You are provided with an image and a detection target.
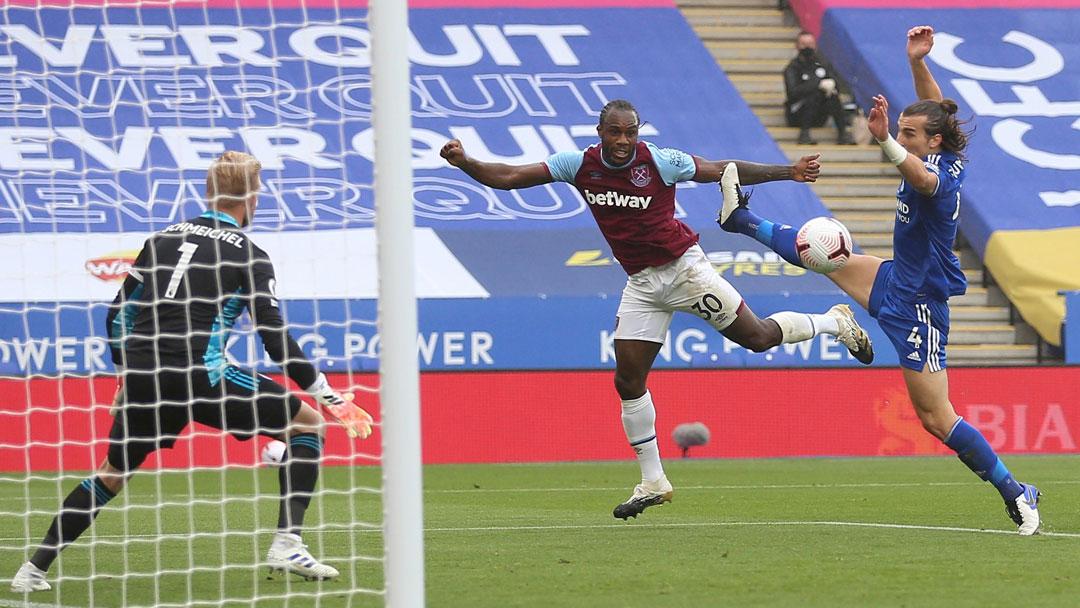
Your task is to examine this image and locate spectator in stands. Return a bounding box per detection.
[784,30,856,145]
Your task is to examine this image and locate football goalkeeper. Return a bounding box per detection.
[11,151,373,593]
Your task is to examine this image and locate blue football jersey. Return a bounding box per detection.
[891,151,968,301]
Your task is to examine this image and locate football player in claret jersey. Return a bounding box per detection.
[441,100,874,520]
[10,152,375,593]
[717,26,1040,534]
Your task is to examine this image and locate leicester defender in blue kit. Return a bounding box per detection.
[716,26,1040,534]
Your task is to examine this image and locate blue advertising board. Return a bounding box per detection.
[820,9,1080,254]
[819,10,1080,345]
[0,6,877,374]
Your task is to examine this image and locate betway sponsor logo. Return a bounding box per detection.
[584,189,652,210]
[85,250,139,282]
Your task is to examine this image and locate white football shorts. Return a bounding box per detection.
[614,244,744,343]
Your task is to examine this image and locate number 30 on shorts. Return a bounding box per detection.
[691,293,724,320]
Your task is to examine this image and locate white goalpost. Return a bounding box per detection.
[371,0,426,605]
[0,0,424,605]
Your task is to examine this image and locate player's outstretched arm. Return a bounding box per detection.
[104,243,149,369]
[306,375,373,439]
[249,252,373,439]
[907,25,943,102]
[104,276,139,368]
[440,139,553,190]
[693,155,820,185]
[868,94,939,195]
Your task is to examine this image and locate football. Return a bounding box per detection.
[261,440,287,466]
[795,217,853,273]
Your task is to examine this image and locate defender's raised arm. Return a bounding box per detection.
[907,25,943,102]
[868,94,939,195]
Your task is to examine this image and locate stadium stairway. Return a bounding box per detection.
[677,0,1044,365]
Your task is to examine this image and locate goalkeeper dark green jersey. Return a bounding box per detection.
[105,210,317,389]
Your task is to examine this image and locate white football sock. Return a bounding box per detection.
[767,311,838,343]
[621,390,665,482]
[272,531,302,548]
[812,313,840,336]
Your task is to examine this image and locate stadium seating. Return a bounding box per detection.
[0,1,893,374]
[682,0,1079,364]
[789,0,1080,352]
[1,0,1076,473]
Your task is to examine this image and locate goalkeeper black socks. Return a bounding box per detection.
[30,476,116,572]
[278,433,323,536]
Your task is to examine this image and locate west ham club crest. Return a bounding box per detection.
[630,164,651,187]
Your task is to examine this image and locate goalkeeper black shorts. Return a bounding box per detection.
[107,364,302,472]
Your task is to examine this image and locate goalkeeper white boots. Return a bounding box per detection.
[266,532,340,581]
[10,561,50,593]
[613,475,674,520]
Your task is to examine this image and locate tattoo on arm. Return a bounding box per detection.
[734,161,794,185]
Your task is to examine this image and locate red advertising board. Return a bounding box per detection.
[0,367,1077,472]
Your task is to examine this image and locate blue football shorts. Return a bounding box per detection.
[868,261,950,372]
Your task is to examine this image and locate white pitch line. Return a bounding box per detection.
[2,479,1080,503]
[0,599,84,608]
[417,520,1080,538]
[0,520,1076,544]
[425,479,1080,493]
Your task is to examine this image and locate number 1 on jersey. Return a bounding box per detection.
[165,242,200,299]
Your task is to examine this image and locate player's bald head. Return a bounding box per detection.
[207,151,261,209]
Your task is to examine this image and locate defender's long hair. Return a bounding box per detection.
[901,98,973,160]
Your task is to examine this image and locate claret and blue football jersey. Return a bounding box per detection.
[544,141,699,275]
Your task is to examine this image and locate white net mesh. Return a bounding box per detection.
[0,2,390,605]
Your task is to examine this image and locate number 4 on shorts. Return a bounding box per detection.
[906,326,923,350]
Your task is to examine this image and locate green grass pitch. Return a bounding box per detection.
[3,455,1079,607]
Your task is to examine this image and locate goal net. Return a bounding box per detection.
[0,0,421,605]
